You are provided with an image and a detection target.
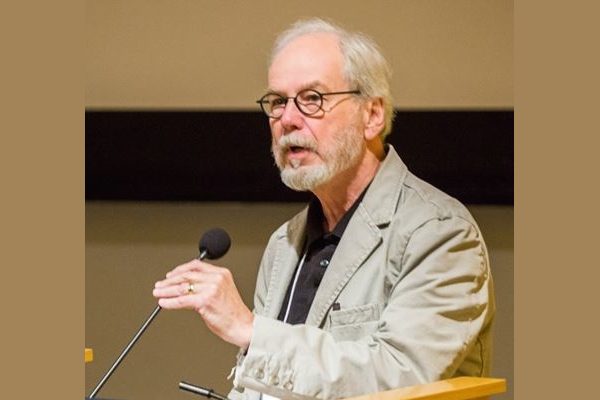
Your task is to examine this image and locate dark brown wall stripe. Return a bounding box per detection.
[85,110,513,204]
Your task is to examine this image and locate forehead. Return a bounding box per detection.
[268,32,346,92]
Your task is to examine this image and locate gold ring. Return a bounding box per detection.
[187,282,195,294]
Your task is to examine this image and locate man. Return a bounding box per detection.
[153,18,495,400]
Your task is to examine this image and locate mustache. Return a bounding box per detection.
[273,132,318,152]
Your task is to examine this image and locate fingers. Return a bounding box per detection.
[153,259,231,302]
[157,284,211,310]
[153,280,192,298]
[156,280,224,311]
[155,271,202,290]
[164,259,198,278]
[155,260,222,288]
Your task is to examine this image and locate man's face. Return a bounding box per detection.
[268,33,366,191]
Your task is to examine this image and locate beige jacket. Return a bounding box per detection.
[230,146,495,400]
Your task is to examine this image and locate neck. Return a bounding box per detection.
[313,141,385,231]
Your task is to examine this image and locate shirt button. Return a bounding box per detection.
[254,369,264,379]
[319,259,329,267]
[272,376,280,386]
[284,381,293,390]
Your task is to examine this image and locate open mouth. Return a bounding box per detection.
[289,146,306,153]
[287,145,315,159]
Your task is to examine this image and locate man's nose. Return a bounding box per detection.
[279,99,304,132]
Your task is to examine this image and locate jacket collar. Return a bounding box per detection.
[361,144,408,227]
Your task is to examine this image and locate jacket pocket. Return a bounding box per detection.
[329,303,382,341]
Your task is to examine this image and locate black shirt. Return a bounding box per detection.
[277,192,367,324]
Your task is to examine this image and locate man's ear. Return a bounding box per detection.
[363,97,385,141]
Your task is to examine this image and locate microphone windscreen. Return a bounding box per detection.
[199,228,231,259]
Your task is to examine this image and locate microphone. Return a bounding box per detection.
[198,227,231,260]
[179,380,230,400]
[87,228,232,399]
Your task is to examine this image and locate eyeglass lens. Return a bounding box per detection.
[262,89,322,117]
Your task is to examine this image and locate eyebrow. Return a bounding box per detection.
[266,80,328,95]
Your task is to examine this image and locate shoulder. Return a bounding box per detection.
[363,145,478,231]
[400,171,478,227]
[260,205,309,264]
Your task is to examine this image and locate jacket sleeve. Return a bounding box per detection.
[232,216,494,400]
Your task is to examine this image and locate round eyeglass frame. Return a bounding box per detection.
[256,88,361,119]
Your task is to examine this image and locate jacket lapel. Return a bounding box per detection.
[305,205,382,327]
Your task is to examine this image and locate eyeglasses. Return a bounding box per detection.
[256,88,361,119]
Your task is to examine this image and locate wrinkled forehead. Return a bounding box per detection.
[267,33,346,93]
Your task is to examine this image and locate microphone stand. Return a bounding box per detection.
[179,381,230,400]
[88,249,209,398]
[88,305,162,398]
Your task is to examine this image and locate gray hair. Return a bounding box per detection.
[270,18,395,140]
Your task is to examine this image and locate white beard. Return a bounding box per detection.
[271,124,364,192]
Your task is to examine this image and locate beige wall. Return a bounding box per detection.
[85,202,513,400]
[86,0,513,109]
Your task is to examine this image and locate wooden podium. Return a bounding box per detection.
[346,377,506,400]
